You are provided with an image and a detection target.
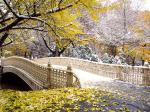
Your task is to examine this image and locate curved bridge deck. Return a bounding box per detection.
[0,56,150,90]
[34,57,150,86]
[36,64,114,88]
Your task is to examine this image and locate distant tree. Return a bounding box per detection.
[95,0,141,54]
[78,0,149,65]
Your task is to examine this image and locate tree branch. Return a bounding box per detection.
[47,0,80,14]
[0,32,9,47]
[0,37,14,47]
[3,0,19,18]
[58,0,63,8]
[0,18,22,33]
[0,0,80,35]
[12,26,48,32]
[41,36,54,53]
[59,39,73,54]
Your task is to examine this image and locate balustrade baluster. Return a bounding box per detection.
[142,64,150,85]
[116,66,123,81]
[46,62,52,89]
[66,65,73,87]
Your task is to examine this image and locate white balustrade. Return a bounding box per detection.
[2,56,81,89]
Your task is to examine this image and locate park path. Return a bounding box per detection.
[52,65,114,87]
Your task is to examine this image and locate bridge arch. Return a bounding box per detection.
[1,72,32,91]
[1,56,81,90]
[2,66,43,90]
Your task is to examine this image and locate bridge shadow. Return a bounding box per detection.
[0,72,32,91]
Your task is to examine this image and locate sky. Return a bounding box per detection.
[98,0,150,11]
[141,0,150,10]
[129,0,150,10]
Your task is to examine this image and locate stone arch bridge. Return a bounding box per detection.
[0,56,150,90]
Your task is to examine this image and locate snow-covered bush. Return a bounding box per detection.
[101,53,127,65]
[72,45,100,62]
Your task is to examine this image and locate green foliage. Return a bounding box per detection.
[0,88,137,112]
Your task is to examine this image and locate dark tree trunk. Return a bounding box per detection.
[29,52,33,59]
[126,55,130,65]
[0,32,9,47]
[0,47,3,57]
[51,49,61,57]
[24,51,27,58]
[108,45,117,57]
[132,57,135,66]
[142,59,145,66]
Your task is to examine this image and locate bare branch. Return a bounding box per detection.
[3,0,19,18]
[41,36,54,53]
[0,37,14,47]
[0,18,22,33]
[0,32,9,47]
[58,0,63,8]
[47,0,80,14]
[12,26,48,32]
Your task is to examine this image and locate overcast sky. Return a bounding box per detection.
[141,0,150,10]
[129,0,150,10]
[99,0,150,11]
[132,0,150,10]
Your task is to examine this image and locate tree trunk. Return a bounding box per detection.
[51,50,61,57]
[24,51,27,58]
[132,57,135,66]
[142,59,145,66]
[108,45,117,57]
[0,48,3,57]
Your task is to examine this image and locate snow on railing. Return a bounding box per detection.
[1,56,81,90]
[37,57,150,86]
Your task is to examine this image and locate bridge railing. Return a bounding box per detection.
[2,56,81,89]
[47,63,80,89]
[3,57,47,87]
[36,57,150,86]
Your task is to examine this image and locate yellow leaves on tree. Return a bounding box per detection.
[1,0,118,55]
[139,11,150,23]
[135,11,150,34]
[124,44,150,62]
[3,37,28,56]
